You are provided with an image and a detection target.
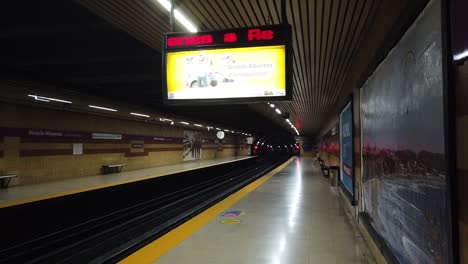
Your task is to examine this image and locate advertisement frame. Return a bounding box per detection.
[357,0,456,262]
[339,96,355,205]
[161,24,293,105]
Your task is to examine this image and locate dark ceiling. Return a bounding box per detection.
[1,0,428,139]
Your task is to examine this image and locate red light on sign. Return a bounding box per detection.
[167,34,214,47]
[224,33,237,43]
[248,29,274,41]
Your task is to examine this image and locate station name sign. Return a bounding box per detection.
[162,24,292,104]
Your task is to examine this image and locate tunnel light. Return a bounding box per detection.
[216,128,221,130]
[454,49,468,61]
[194,124,203,127]
[171,121,174,125]
[224,129,230,132]
[286,119,290,123]
[179,121,190,125]
[275,108,282,114]
[88,105,117,112]
[270,104,275,108]
[154,0,197,32]
[130,112,150,118]
[28,94,72,104]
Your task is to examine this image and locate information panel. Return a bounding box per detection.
[162,25,292,104]
[339,101,354,200]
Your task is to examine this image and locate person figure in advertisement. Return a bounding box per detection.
[195,51,211,87]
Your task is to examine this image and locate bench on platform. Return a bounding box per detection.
[0,174,17,188]
[101,164,126,175]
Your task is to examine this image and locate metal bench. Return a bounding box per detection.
[101,164,126,174]
[0,174,17,188]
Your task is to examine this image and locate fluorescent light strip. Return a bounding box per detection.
[89,105,117,112]
[194,124,203,127]
[34,98,50,102]
[270,104,275,108]
[179,121,189,125]
[275,108,282,114]
[155,0,197,32]
[130,112,150,118]
[454,49,468,61]
[28,94,72,104]
[216,128,221,130]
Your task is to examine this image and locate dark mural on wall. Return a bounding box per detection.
[360,0,449,263]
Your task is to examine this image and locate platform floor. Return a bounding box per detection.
[0,156,254,208]
[147,157,375,264]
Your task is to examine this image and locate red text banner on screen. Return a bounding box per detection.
[162,24,293,105]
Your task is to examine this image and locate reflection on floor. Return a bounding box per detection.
[154,157,375,264]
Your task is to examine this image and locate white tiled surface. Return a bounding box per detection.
[0,156,254,205]
[154,157,375,264]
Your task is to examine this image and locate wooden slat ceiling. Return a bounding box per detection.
[76,0,379,137]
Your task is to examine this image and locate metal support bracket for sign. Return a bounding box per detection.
[281,0,288,25]
[169,0,182,32]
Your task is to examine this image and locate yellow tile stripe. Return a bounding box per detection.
[119,157,294,264]
[0,156,256,209]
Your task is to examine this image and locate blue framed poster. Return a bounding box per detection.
[339,101,354,201]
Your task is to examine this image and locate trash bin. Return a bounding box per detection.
[329,166,339,186]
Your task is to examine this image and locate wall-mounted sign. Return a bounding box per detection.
[72,143,83,155]
[162,25,292,104]
[183,130,202,161]
[91,133,122,140]
[339,101,354,201]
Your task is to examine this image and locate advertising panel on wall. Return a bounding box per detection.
[360,0,450,263]
[183,130,202,161]
[339,101,354,202]
[162,25,292,104]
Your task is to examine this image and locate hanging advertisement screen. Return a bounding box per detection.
[162,25,292,104]
[166,45,286,100]
[339,101,354,201]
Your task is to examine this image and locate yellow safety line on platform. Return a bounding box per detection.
[0,156,256,209]
[119,157,295,264]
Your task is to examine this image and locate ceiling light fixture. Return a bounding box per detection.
[179,121,190,125]
[89,105,117,112]
[270,104,275,108]
[275,108,282,114]
[28,94,72,104]
[155,0,197,32]
[194,124,203,127]
[454,49,468,61]
[130,112,150,118]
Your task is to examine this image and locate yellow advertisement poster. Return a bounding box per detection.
[166,45,286,100]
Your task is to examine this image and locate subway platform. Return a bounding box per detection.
[122,157,375,264]
[0,156,254,208]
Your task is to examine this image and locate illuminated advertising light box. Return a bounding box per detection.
[162,25,292,104]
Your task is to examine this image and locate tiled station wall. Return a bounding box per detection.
[0,103,249,186]
[319,124,340,168]
[454,62,468,263]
